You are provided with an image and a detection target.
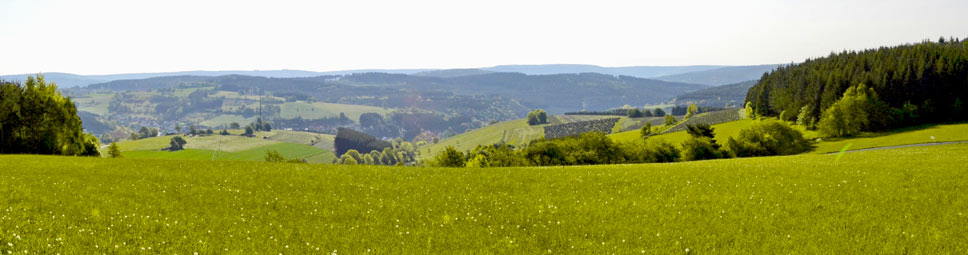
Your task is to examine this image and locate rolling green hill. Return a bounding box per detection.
[2,143,966,253]
[610,119,756,147]
[425,115,620,156]
[116,130,336,163]
[425,119,548,157]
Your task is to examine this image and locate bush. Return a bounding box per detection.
[169,136,187,151]
[627,108,644,118]
[639,122,652,139]
[664,115,677,126]
[621,139,680,163]
[726,120,811,157]
[684,104,699,119]
[264,150,285,162]
[817,83,891,137]
[432,146,465,167]
[108,142,122,158]
[681,137,725,161]
[527,109,549,125]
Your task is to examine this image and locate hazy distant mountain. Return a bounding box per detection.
[652,64,782,86]
[670,80,758,108]
[86,72,707,114]
[481,64,725,78]
[1,64,778,88]
[1,69,431,88]
[412,69,495,78]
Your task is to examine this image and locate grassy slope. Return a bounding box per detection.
[811,123,968,153]
[117,130,336,163]
[279,101,390,122]
[123,143,336,163]
[2,144,967,253]
[610,119,755,147]
[425,119,547,156]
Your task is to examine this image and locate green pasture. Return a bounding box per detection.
[1,144,966,253]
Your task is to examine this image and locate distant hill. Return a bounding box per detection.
[482,64,724,78]
[412,69,495,78]
[88,72,706,114]
[2,64,784,88]
[653,64,781,86]
[0,69,431,88]
[670,80,758,108]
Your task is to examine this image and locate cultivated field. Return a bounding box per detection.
[1,144,967,253]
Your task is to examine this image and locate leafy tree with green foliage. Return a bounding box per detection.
[726,120,811,157]
[433,146,465,167]
[627,108,644,118]
[686,123,716,142]
[340,154,358,165]
[244,126,254,137]
[685,103,699,119]
[640,122,652,139]
[681,137,724,161]
[744,102,755,119]
[653,108,666,117]
[817,83,891,137]
[264,150,285,162]
[681,123,724,161]
[230,122,241,129]
[796,105,817,130]
[527,109,549,125]
[664,114,677,126]
[168,136,187,151]
[108,142,122,158]
[747,39,968,129]
[0,76,99,156]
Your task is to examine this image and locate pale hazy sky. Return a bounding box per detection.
[1,0,966,75]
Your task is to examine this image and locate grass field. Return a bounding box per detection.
[279,101,391,122]
[2,144,966,253]
[811,122,968,153]
[123,143,336,163]
[116,130,336,163]
[610,119,755,147]
[426,119,547,157]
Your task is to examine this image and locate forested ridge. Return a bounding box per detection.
[747,38,968,129]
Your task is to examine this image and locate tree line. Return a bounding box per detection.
[430,120,811,167]
[0,76,99,156]
[747,38,968,136]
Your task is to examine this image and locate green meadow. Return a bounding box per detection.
[116,130,336,163]
[1,144,966,253]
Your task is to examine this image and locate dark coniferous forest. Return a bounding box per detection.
[748,39,968,129]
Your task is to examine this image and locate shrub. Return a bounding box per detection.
[817,83,891,137]
[664,115,677,126]
[644,139,681,163]
[685,104,699,119]
[639,122,652,139]
[264,150,285,162]
[681,137,725,161]
[627,108,644,118]
[527,109,549,125]
[726,120,811,157]
[433,146,465,167]
[168,136,187,151]
[108,142,122,158]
